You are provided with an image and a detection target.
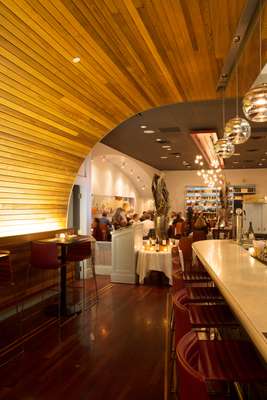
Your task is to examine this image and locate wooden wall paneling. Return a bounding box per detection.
[0,229,75,311]
[0,0,264,238]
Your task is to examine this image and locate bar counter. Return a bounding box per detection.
[192,240,267,363]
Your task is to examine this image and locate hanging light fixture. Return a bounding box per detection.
[214,89,235,158]
[224,65,251,143]
[243,0,267,122]
[243,83,267,122]
[214,138,235,158]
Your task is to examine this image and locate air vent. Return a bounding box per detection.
[155,139,169,144]
[159,127,180,133]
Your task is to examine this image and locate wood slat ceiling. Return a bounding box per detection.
[0,0,265,236]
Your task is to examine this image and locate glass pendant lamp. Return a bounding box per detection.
[225,65,251,144]
[243,83,267,122]
[243,1,267,122]
[214,89,235,159]
[214,138,235,159]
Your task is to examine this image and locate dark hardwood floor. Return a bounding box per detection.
[0,278,168,400]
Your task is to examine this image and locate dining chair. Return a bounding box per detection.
[29,241,61,320]
[66,240,98,311]
[0,251,24,366]
[176,330,267,399]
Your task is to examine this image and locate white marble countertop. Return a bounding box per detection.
[192,240,267,363]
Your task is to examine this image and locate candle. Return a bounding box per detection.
[162,239,166,246]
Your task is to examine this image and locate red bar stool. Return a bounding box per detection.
[66,240,98,311]
[29,241,62,318]
[176,330,267,400]
[0,250,24,366]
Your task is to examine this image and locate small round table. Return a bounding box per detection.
[136,248,173,285]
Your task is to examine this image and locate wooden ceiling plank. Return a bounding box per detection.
[53,0,153,108]
[122,0,182,101]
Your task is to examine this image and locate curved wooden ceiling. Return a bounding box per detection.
[0,0,265,236]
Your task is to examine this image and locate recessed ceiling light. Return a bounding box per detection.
[162,145,171,149]
[233,161,239,164]
[130,169,134,175]
[160,156,168,159]
[144,130,155,134]
[233,153,240,156]
[72,56,81,63]
[262,158,266,161]
[140,125,147,129]
[166,148,172,151]
[186,165,191,168]
[141,185,146,190]
[182,161,188,165]
[258,163,263,166]
[175,155,181,158]
[156,138,162,142]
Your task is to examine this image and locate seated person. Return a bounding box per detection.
[112,207,128,230]
[142,215,155,238]
[193,213,208,234]
[92,217,103,241]
[99,211,112,229]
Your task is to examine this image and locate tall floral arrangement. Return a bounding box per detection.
[151,174,170,239]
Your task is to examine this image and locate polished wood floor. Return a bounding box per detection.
[0,277,168,400]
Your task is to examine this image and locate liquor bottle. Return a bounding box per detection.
[155,237,160,252]
[247,221,255,241]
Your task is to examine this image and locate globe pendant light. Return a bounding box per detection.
[224,116,251,144]
[224,64,251,144]
[243,83,267,122]
[214,138,235,159]
[243,1,267,122]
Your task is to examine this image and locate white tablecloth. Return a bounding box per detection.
[136,249,173,285]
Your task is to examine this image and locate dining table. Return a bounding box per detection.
[38,235,95,316]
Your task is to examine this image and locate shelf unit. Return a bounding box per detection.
[227,184,256,212]
[185,184,256,218]
[185,186,220,218]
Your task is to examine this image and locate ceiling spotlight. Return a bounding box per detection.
[144,130,155,134]
[258,163,263,166]
[156,138,163,142]
[140,125,147,129]
[262,158,266,161]
[175,155,181,158]
[199,161,204,166]
[137,176,141,181]
[166,148,172,151]
[141,185,146,190]
[72,56,81,63]
[162,145,171,149]
[130,169,134,174]
[160,156,168,159]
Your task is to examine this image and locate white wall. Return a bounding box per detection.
[165,169,267,213]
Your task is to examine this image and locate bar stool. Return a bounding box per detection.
[176,330,267,400]
[169,287,238,390]
[66,240,98,311]
[0,251,24,366]
[29,241,61,319]
[192,230,207,242]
